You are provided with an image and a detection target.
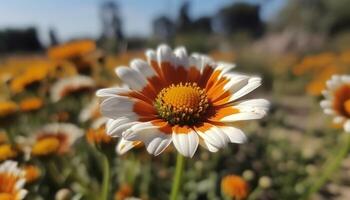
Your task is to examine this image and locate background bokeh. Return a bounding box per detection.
[1,0,350,199]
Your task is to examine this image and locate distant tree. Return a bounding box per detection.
[0,27,42,53]
[213,2,264,37]
[153,16,175,42]
[192,16,212,33]
[176,1,192,33]
[100,1,124,41]
[49,27,59,46]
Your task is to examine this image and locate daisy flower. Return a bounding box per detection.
[97,44,269,157]
[321,74,350,132]
[0,160,27,200]
[50,75,96,102]
[31,123,83,156]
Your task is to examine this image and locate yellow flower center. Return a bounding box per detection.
[0,144,17,162]
[32,137,60,156]
[0,193,13,200]
[155,82,209,125]
[345,99,350,115]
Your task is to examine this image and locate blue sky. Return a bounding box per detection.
[0,0,286,45]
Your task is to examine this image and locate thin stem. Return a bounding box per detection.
[170,153,185,200]
[305,133,350,199]
[101,153,110,200]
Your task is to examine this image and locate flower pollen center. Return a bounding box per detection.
[155,82,209,125]
[345,99,350,115]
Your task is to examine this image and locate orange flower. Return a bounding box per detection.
[23,165,41,183]
[19,97,43,112]
[47,40,96,60]
[86,118,113,145]
[114,184,133,200]
[221,175,249,200]
[0,161,27,200]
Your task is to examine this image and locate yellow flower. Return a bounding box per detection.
[31,123,83,156]
[47,40,96,60]
[221,175,249,200]
[0,101,18,117]
[0,161,27,200]
[10,64,50,94]
[19,97,43,112]
[31,137,61,156]
[0,144,18,162]
[23,165,41,183]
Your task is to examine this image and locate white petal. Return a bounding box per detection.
[106,118,137,137]
[157,44,175,66]
[100,96,137,119]
[229,76,262,102]
[220,126,247,143]
[199,139,219,152]
[116,138,140,155]
[123,122,172,156]
[220,99,269,122]
[172,129,199,157]
[96,87,129,99]
[174,46,189,67]
[344,120,350,133]
[196,125,229,149]
[320,100,332,109]
[130,59,156,79]
[115,67,148,91]
[215,62,236,78]
[333,116,345,124]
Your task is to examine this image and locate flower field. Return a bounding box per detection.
[1,1,350,200]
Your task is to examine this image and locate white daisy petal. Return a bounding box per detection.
[106,118,138,137]
[344,120,350,133]
[115,66,148,91]
[220,126,247,143]
[130,59,156,79]
[220,99,269,122]
[96,87,129,99]
[174,46,189,67]
[100,96,137,119]
[116,138,141,155]
[229,76,262,102]
[157,44,175,65]
[198,138,219,152]
[196,125,229,149]
[172,128,199,157]
[123,122,172,156]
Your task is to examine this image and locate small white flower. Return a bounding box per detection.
[97,44,269,157]
[321,74,350,133]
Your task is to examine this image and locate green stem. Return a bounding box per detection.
[170,153,185,200]
[101,153,110,200]
[305,133,350,199]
